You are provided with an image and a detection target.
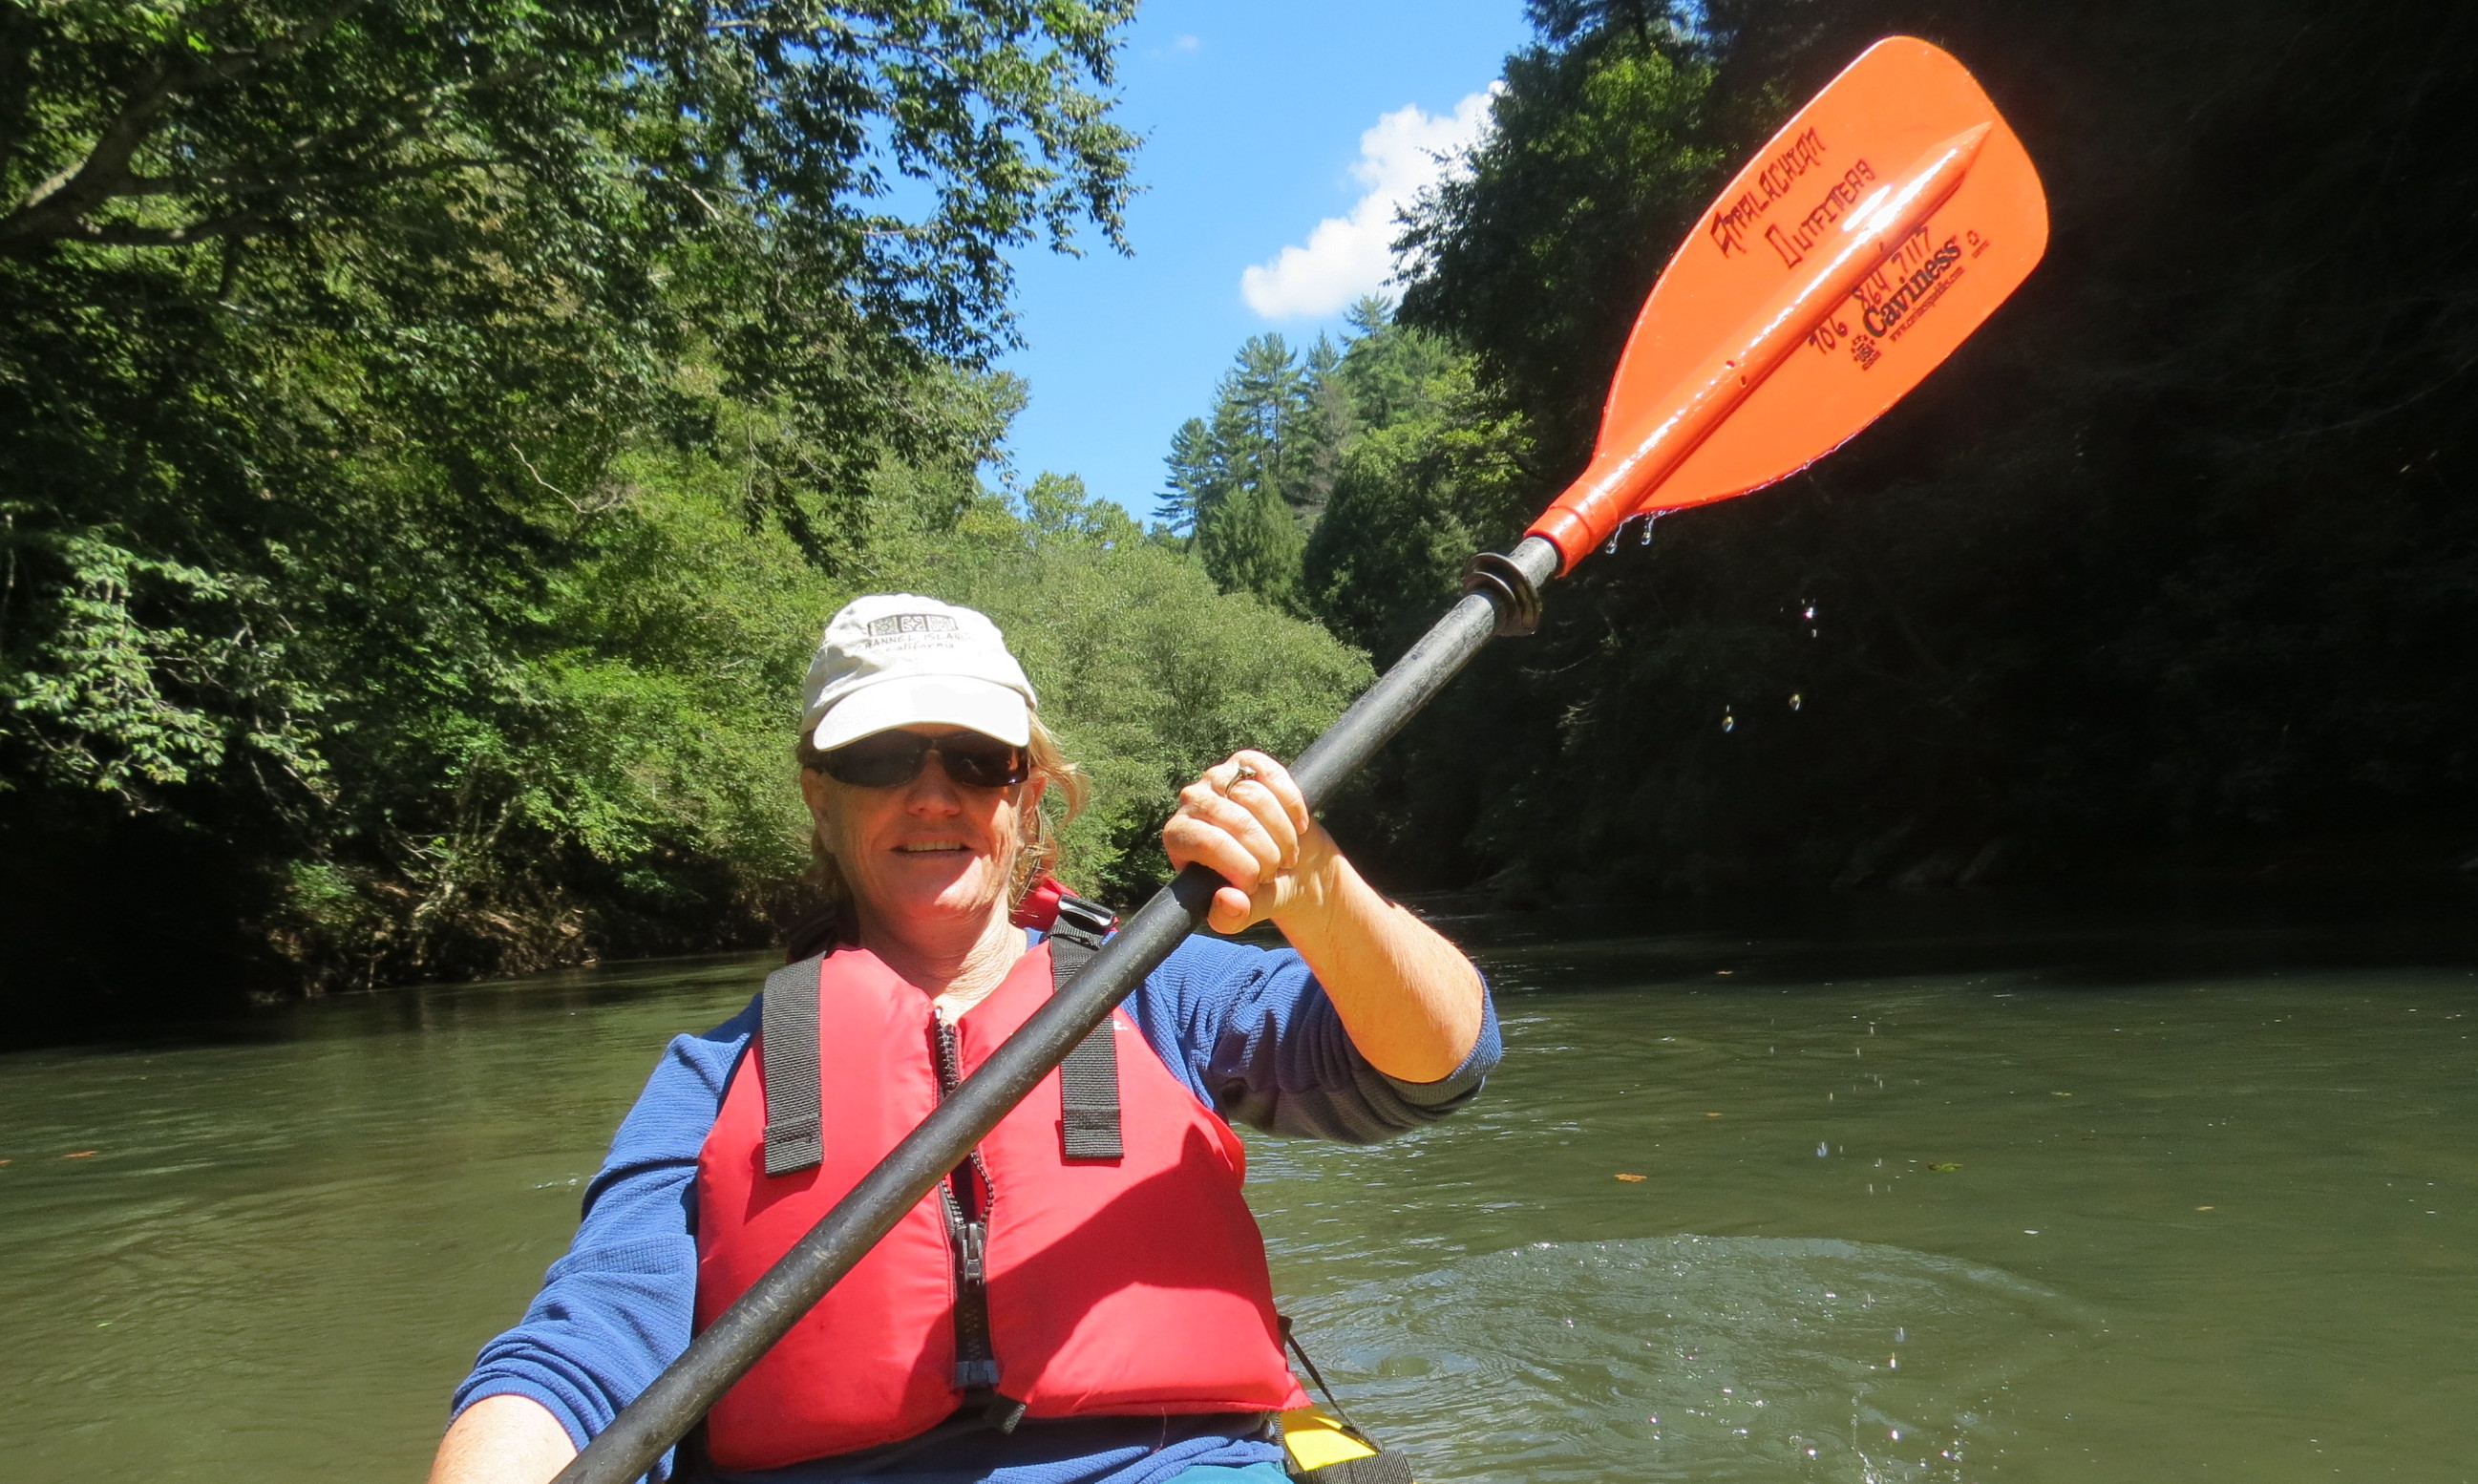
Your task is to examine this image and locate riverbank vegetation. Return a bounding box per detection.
[0,2,1364,1029]
[8,0,2476,1030]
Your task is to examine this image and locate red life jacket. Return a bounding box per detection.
[693,936,1307,1471]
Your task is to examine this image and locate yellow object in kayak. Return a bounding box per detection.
[1277,1316,1412,1480]
[1280,1406,1412,1481]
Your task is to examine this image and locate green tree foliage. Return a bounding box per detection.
[1331,296,1460,431]
[1199,483,1308,614]
[1301,307,1531,662]
[1350,0,2478,896]
[1155,416,1223,538]
[1524,0,1681,48]
[1212,335,1315,506]
[1155,331,1324,556]
[1296,333,1355,508]
[0,1,1141,1027]
[1396,23,1722,461]
[1163,301,1499,625]
[1157,329,1354,607]
[1303,385,1532,664]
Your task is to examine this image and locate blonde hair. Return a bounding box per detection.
[794,713,1089,939]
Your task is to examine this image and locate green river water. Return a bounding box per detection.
[4,895,2475,1482]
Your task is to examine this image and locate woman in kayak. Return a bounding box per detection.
[430,593,1495,1484]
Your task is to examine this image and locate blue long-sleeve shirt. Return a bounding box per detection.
[455,933,1499,1483]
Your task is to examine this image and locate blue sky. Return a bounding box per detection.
[989,0,1535,521]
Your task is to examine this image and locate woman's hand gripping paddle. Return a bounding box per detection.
[550,37,2045,1484]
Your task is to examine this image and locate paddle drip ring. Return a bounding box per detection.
[1461,550,1543,638]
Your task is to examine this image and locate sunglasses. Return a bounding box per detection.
[819,731,1030,790]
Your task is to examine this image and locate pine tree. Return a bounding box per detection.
[1157,302,1483,613]
[1332,298,1463,431]
[1155,417,1225,536]
[1155,335,1317,606]
[1199,483,1306,613]
[1294,333,1359,523]
[1212,334,1312,499]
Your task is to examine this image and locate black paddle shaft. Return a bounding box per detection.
[551,535,1561,1484]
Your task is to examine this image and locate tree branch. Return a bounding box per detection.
[42,208,280,248]
[126,151,496,203]
[0,11,44,189]
[0,11,652,254]
[0,0,368,246]
[4,147,500,255]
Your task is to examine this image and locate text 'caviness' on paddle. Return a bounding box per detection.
[551,35,2048,1484]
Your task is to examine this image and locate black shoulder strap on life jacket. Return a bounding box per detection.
[759,894,1123,1177]
[761,954,828,1177]
[1047,893,1122,1161]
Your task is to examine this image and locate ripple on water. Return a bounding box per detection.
[1285,1235,2102,1484]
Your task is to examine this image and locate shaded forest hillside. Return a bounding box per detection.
[1302,0,2478,898]
[0,3,1362,1035]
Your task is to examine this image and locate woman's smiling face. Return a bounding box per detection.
[801,725,1044,938]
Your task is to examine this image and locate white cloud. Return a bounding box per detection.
[1240,86,1499,320]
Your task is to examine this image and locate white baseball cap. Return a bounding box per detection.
[799,594,1037,752]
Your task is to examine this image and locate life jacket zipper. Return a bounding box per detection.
[935,1018,1001,1390]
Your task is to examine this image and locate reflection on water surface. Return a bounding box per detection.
[2,895,2473,1481]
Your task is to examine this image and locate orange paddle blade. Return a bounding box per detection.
[1527,37,2048,573]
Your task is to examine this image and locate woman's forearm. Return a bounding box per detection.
[429,1393,576,1484]
[1162,751,1486,1084]
[1271,828,1486,1084]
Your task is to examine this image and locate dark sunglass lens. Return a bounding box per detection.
[824,732,930,788]
[941,739,1028,788]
